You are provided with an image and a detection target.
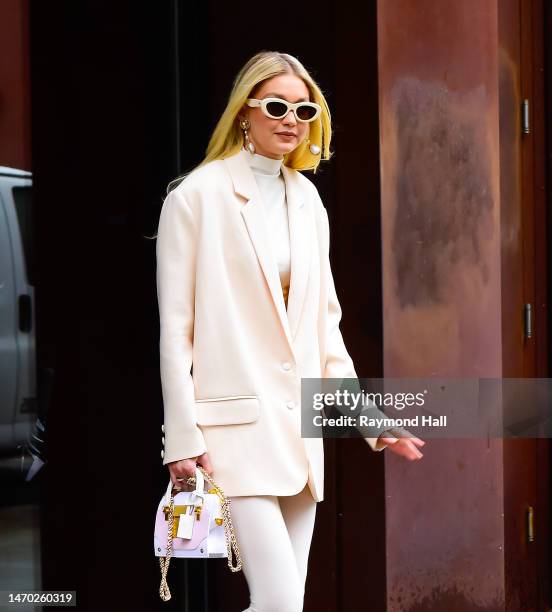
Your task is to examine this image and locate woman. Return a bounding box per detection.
[156,51,425,612]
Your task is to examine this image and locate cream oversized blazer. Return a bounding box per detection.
[156,147,387,503]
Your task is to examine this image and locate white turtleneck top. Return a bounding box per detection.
[241,148,291,309]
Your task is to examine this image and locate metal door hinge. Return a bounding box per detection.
[527,505,535,542]
[524,303,532,339]
[522,99,531,134]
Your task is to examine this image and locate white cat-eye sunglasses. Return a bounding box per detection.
[245,97,322,123]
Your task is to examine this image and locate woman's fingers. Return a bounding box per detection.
[392,429,426,456]
[167,455,215,490]
[386,438,424,460]
[196,452,214,476]
[168,457,200,487]
[404,440,424,459]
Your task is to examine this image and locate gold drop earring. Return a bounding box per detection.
[239,118,256,155]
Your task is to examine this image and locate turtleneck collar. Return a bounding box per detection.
[241,147,283,177]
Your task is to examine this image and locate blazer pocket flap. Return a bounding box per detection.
[195,396,260,426]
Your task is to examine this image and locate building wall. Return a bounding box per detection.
[377,1,505,610]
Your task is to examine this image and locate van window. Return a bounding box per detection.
[12,186,35,286]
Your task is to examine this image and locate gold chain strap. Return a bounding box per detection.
[198,466,243,573]
[158,466,242,602]
[159,495,174,602]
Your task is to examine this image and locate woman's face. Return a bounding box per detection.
[239,74,311,160]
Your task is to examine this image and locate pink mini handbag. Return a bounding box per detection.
[154,465,242,602]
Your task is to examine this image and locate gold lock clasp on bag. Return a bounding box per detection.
[162,504,201,537]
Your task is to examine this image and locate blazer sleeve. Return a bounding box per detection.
[156,187,208,465]
[319,203,392,452]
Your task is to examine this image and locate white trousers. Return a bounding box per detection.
[228,483,318,612]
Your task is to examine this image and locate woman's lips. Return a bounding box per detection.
[276,133,296,139]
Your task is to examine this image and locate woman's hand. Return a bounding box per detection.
[379,430,425,460]
[167,452,214,487]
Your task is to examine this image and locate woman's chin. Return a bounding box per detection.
[273,142,296,155]
[259,144,294,158]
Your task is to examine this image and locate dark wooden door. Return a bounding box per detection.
[499,0,550,610]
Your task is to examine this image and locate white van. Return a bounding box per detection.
[0,166,36,456]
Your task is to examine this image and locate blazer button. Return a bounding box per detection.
[161,436,165,445]
[282,362,292,371]
[286,401,296,410]
[161,449,165,459]
[161,424,165,433]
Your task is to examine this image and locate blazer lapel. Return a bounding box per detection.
[223,149,311,357]
[282,163,311,342]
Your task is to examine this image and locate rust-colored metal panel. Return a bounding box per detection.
[0,0,31,170]
[377,1,505,610]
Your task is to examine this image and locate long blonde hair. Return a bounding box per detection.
[168,50,333,192]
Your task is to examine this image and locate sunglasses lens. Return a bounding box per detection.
[296,105,317,121]
[265,101,288,118]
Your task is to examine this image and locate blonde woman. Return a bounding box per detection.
[156,50,425,611]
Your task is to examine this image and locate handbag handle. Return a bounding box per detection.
[163,465,205,506]
[158,465,242,602]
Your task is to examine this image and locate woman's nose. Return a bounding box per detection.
[283,110,297,125]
